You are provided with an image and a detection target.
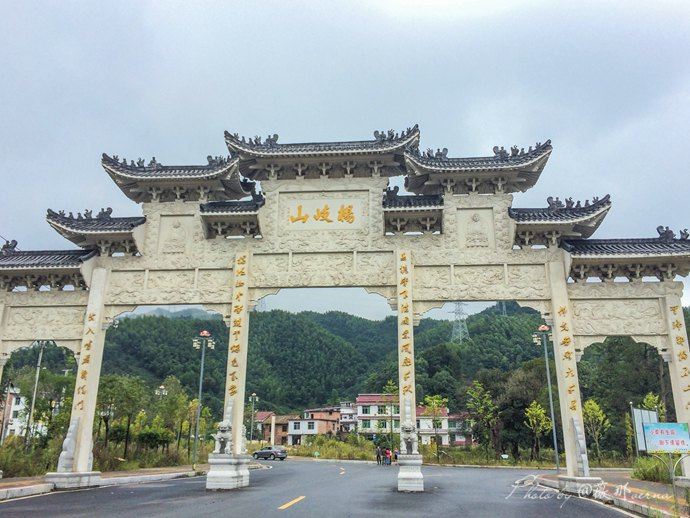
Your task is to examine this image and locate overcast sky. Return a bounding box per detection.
[1,1,689,319]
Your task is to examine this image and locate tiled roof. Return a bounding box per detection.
[0,249,96,269]
[101,154,239,180]
[382,189,443,209]
[273,415,300,425]
[224,125,420,158]
[255,411,275,423]
[46,210,146,233]
[405,140,552,172]
[562,237,690,256]
[355,394,397,404]
[200,196,265,214]
[509,195,611,222]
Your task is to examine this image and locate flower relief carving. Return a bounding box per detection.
[571,299,664,336]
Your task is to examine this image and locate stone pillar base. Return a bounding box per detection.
[558,475,603,495]
[205,453,251,490]
[397,454,424,492]
[45,471,101,489]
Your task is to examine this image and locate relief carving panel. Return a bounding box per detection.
[290,252,354,287]
[356,252,395,286]
[507,264,548,299]
[4,306,84,342]
[456,209,495,249]
[571,299,665,336]
[252,254,290,287]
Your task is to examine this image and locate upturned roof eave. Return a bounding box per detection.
[403,147,552,174]
[224,129,420,159]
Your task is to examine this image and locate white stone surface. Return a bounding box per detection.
[397,454,424,492]
[206,454,251,490]
[45,471,101,489]
[557,475,603,495]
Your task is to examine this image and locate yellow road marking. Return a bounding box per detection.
[278,495,306,510]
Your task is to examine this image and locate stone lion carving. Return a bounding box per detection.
[212,418,233,455]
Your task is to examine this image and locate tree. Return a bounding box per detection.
[624,413,634,460]
[523,401,551,461]
[382,379,398,451]
[466,381,498,461]
[423,394,448,464]
[582,399,610,463]
[641,392,666,422]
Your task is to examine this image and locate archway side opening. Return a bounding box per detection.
[95,304,227,472]
[578,337,673,469]
[0,339,77,477]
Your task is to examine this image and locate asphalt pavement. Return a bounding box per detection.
[0,459,626,517]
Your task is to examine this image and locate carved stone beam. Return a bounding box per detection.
[342,161,356,178]
[266,164,282,180]
[571,264,589,282]
[544,230,562,247]
[465,177,480,194]
[211,221,227,237]
[390,217,407,233]
[626,263,644,282]
[293,163,308,178]
[659,263,678,281]
[172,186,186,201]
[599,263,617,282]
[440,178,456,194]
[517,230,535,247]
[148,187,163,202]
[240,221,257,235]
[492,177,507,194]
[318,162,332,178]
[369,160,384,177]
[197,185,211,203]
[96,240,111,256]
[420,216,437,232]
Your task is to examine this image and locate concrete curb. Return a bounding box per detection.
[537,477,676,517]
[0,483,54,501]
[99,470,197,487]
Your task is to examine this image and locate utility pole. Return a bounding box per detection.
[192,330,215,467]
[532,324,560,473]
[26,340,47,446]
[249,393,259,443]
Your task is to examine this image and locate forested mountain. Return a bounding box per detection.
[5,303,688,457]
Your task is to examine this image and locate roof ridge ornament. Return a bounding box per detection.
[546,194,609,211]
[1,240,18,256]
[657,226,676,242]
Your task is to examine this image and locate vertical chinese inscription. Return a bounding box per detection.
[226,252,250,455]
[554,305,582,416]
[396,250,418,454]
[670,305,690,411]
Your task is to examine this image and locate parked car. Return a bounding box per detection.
[253,445,288,461]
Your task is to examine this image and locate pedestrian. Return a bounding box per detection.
[394,448,399,464]
[376,445,382,465]
[385,448,392,466]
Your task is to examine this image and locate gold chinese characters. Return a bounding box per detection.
[288,203,356,225]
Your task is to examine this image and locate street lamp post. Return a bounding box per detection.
[192,330,215,467]
[249,393,259,443]
[532,324,560,473]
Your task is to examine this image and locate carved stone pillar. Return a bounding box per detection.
[547,260,601,493]
[46,266,109,489]
[0,301,6,383]
[664,293,690,476]
[207,252,251,491]
[396,250,423,492]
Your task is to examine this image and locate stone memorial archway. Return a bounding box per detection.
[0,126,688,493]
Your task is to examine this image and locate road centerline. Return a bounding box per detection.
[278,495,306,510]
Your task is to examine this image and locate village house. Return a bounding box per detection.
[287,407,340,446]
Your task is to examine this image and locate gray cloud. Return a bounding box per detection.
[1,1,688,313]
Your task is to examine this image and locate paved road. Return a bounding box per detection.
[0,460,624,517]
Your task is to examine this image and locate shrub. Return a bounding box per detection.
[632,456,679,484]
